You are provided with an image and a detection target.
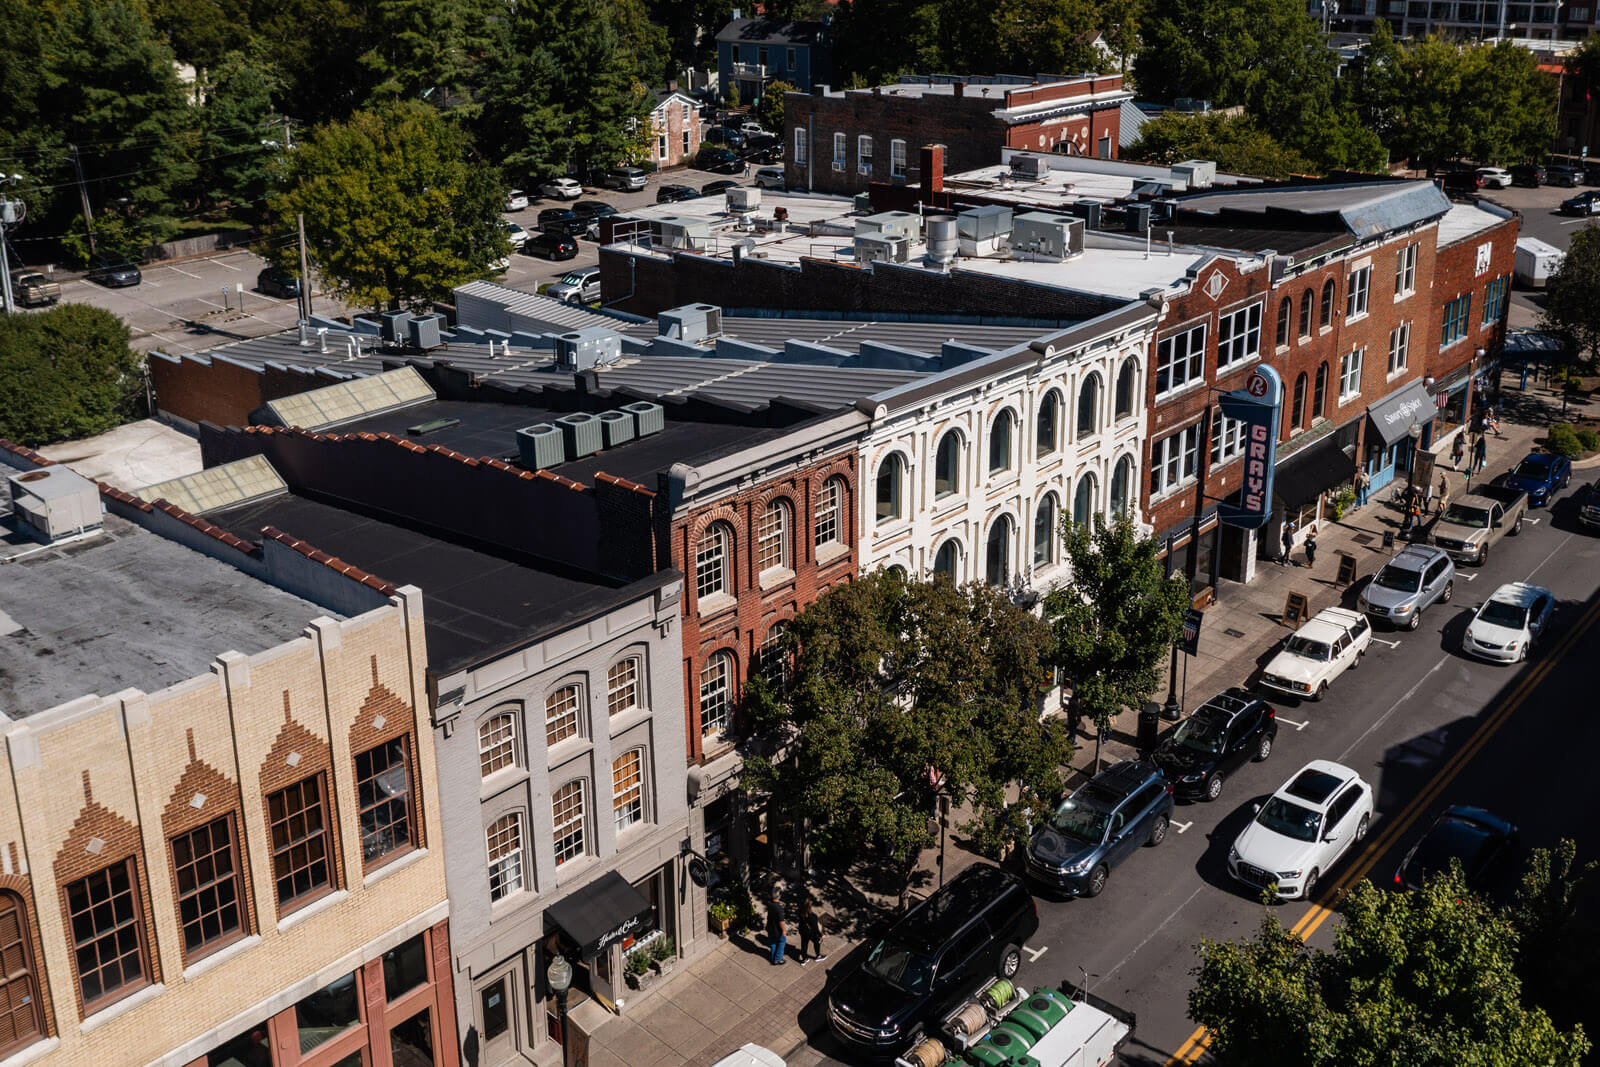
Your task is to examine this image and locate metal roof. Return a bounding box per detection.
[1175,181,1452,241]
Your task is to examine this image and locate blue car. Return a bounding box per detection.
[1501,452,1572,506]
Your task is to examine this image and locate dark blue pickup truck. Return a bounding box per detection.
[1501,452,1572,507]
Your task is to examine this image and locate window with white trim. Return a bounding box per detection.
[1340,347,1364,401]
[695,523,730,599]
[1210,411,1247,465]
[759,622,790,688]
[613,751,644,832]
[890,139,907,178]
[1346,266,1371,318]
[1395,243,1418,295]
[478,713,519,778]
[857,135,873,175]
[486,814,524,901]
[815,476,842,547]
[757,499,792,575]
[545,684,581,746]
[681,129,689,155]
[699,651,733,738]
[1216,302,1262,369]
[794,127,807,165]
[1150,424,1200,497]
[832,133,845,170]
[1155,323,1206,396]
[1388,322,1410,374]
[607,657,641,716]
[657,132,667,159]
[551,781,586,866]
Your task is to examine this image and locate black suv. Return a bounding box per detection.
[255,265,301,299]
[1024,760,1174,897]
[1509,163,1545,187]
[828,864,1037,1057]
[1151,688,1277,802]
[537,207,583,235]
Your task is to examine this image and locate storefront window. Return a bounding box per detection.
[296,971,361,1053]
[383,934,429,1002]
[389,1009,434,1066]
[208,1027,273,1067]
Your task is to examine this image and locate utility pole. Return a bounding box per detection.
[68,144,95,255]
[296,212,313,322]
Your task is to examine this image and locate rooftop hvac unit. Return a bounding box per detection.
[1010,212,1084,260]
[554,327,622,371]
[1171,159,1216,189]
[855,234,909,264]
[1009,153,1051,179]
[516,423,565,469]
[622,401,665,437]
[380,309,411,342]
[1124,202,1153,233]
[408,313,443,349]
[599,410,636,448]
[727,187,762,214]
[658,303,724,344]
[556,412,603,459]
[7,466,102,543]
[855,210,922,243]
[853,193,873,214]
[925,215,958,266]
[1069,200,1103,231]
[957,204,1013,257]
[653,215,712,250]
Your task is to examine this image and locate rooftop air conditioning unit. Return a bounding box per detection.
[7,466,102,543]
[658,304,723,344]
[554,327,622,371]
[1010,153,1051,179]
[957,204,1013,257]
[1069,200,1103,231]
[516,423,565,469]
[1171,159,1216,189]
[622,401,665,436]
[856,210,922,243]
[380,309,411,342]
[727,187,762,214]
[408,313,443,350]
[853,193,873,213]
[653,215,712,250]
[1010,212,1084,260]
[1124,203,1153,233]
[599,410,636,448]
[556,413,603,460]
[855,234,909,263]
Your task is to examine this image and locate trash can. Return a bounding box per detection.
[1138,703,1161,753]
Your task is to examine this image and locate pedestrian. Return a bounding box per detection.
[1354,468,1370,507]
[1304,524,1318,568]
[1450,435,1465,470]
[766,887,787,965]
[1472,434,1488,474]
[1486,409,1503,437]
[1280,519,1297,566]
[743,161,751,178]
[1437,473,1449,515]
[797,897,825,965]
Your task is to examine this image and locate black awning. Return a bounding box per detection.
[545,871,656,961]
[1366,379,1435,448]
[1275,431,1354,507]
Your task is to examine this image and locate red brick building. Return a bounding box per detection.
[784,73,1130,195]
[649,88,704,170]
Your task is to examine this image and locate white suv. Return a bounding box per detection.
[1228,760,1374,900]
[1476,167,1513,189]
[1257,607,1372,701]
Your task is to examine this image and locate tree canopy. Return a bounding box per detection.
[1126,111,1313,180]
[0,305,144,447]
[1541,225,1600,368]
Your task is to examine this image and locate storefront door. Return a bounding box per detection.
[477,962,525,1065]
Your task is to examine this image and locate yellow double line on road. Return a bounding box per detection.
[1165,592,1600,1065]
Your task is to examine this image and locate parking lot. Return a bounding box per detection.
[1481,178,1599,329]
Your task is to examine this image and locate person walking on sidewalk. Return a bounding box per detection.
[1451,435,1466,470]
[1304,524,1318,568]
[797,897,825,965]
[1472,434,1488,474]
[1437,473,1450,516]
[1354,468,1370,507]
[766,888,787,965]
[1280,519,1297,566]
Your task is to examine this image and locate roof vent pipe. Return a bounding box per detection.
[318,328,328,353]
[1145,224,1151,260]
[1167,230,1174,256]
[298,321,308,345]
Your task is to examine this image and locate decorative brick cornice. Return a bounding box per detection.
[594,470,657,497]
[261,526,398,595]
[0,438,55,467]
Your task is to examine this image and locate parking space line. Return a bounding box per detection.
[1171,820,1193,834]
[210,256,243,271]
[1370,637,1401,648]
[1276,715,1309,731]
[1524,517,1540,525]
[1023,945,1048,962]
[1462,572,1477,581]
[164,264,201,280]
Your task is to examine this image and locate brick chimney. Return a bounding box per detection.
[668,79,678,92]
[954,81,966,97]
[922,145,945,193]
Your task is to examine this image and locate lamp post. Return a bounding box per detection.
[546,953,573,1067]
[1407,419,1423,484]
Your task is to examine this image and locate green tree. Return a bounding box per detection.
[989,0,1111,75]
[1126,111,1313,179]
[194,49,283,214]
[356,0,499,115]
[1190,871,1590,1065]
[265,101,507,312]
[146,0,249,72]
[243,0,383,126]
[1044,514,1189,771]
[741,570,1067,902]
[1541,225,1600,368]
[754,80,796,135]
[1511,839,1600,1037]
[0,305,144,447]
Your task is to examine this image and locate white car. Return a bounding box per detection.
[538,177,583,200]
[503,221,531,252]
[1476,167,1513,189]
[1228,759,1374,900]
[753,166,785,189]
[1462,581,1554,663]
[505,188,529,212]
[1257,607,1372,701]
[739,122,768,138]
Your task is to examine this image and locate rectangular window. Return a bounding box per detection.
[172,816,245,957]
[552,781,586,866]
[1150,424,1200,497]
[1483,275,1509,323]
[486,815,524,901]
[857,134,873,175]
[296,971,360,1053]
[545,685,581,746]
[356,737,414,867]
[682,103,691,123]
[1155,323,1206,396]
[794,127,807,165]
[1346,266,1371,318]
[66,860,149,1011]
[1340,347,1364,400]
[681,130,689,155]
[1210,412,1247,465]
[1388,322,1411,374]
[815,478,841,547]
[479,715,517,777]
[1216,303,1262,370]
[787,46,797,67]
[613,751,644,832]
[890,139,907,178]
[607,657,640,716]
[1441,294,1472,347]
[267,775,332,909]
[1395,243,1418,295]
[657,132,667,159]
[694,528,726,600]
[832,132,845,171]
[757,503,788,572]
[382,934,429,1002]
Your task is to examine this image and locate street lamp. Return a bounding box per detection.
[1407,419,1423,483]
[546,953,573,1067]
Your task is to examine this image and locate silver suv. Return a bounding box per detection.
[1357,544,1455,630]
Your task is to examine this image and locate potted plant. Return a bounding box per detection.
[708,901,737,935]
[624,948,654,990]
[649,936,677,977]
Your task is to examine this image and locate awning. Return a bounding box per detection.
[545,871,656,961]
[1366,379,1435,447]
[1275,431,1355,507]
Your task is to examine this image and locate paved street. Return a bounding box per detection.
[1480,180,1598,329]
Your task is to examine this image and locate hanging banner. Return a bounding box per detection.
[1217,365,1284,530]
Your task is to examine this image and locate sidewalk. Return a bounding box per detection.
[587,379,1598,1067]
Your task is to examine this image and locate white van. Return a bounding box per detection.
[1514,237,1564,289]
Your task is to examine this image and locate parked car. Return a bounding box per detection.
[1585,163,1600,186]
[1462,581,1554,663]
[696,145,742,174]
[9,269,61,307]
[827,863,1038,1057]
[1151,688,1278,802]
[1394,805,1517,891]
[1431,483,1526,565]
[704,126,747,150]
[739,122,768,138]
[1509,163,1546,187]
[505,188,529,212]
[1476,167,1513,189]
[1548,165,1582,187]
[1442,169,1484,196]
[745,143,785,165]
[1228,759,1374,900]
[1501,451,1571,506]
[85,250,142,287]
[753,166,785,190]
[1579,475,1600,532]
[1356,544,1455,630]
[524,231,579,260]
[502,220,531,253]
[701,178,741,196]
[546,267,601,305]
[1560,190,1600,216]
[745,133,780,153]
[1024,759,1174,897]
[571,200,618,221]
[656,183,700,204]
[537,207,583,236]
[1257,607,1372,702]
[602,166,649,191]
[255,265,301,299]
[537,176,583,200]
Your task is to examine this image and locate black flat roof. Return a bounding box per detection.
[209,492,671,675]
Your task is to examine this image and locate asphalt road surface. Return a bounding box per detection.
[1481,180,1599,330]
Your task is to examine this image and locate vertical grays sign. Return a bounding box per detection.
[1217,365,1284,530]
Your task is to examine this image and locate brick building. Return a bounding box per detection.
[0,445,455,1067]
[648,88,703,170]
[784,73,1131,195]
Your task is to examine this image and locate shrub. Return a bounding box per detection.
[1546,423,1582,458]
[625,949,651,976]
[1577,428,1600,452]
[708,901,738,923]
[651,936,675,962]
[0,304,143,446]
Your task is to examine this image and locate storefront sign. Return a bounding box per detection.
[1217,365,1284,530]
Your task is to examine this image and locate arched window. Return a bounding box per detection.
[613,750,646,832]
[876,453,905,523]
[1320,278,1335,327]
[551,780,586,865]
[1074,474,1097,527]
[1314,362,1329,418]
[1033,494,1058,567]
[934,432,962,498]
[815,476,845,548]
[985,516,1013,586]
[606,656,642,716]
[1299,289,1313,338]
[695,523,731,600]
[0,893,43,1054]
[1115,358,1138,420]
[759,623,790,688]
[545,684,582,746]
[1036,392,1062,457]
[932,539,962,580]
[486,813,525,901]
[1111,456,1133,516]
[988,410,1016,474]
[1077,374,1101,439]
[756,499,792,575]
[478,713,519,778]
[1292,372,1308,429]
[700,650,734,739]
[1276,299,1292,347]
